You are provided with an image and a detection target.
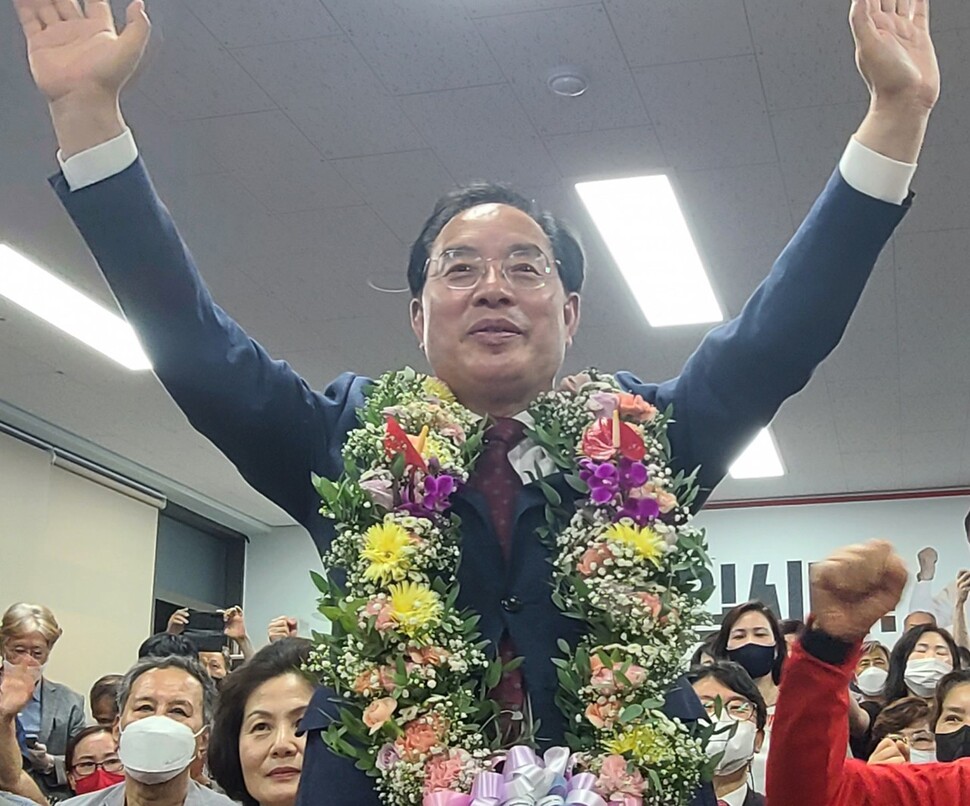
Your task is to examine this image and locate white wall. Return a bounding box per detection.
[243,525,327,649]
[0,431,159,700]
[696,494,970,646]
[239,494,970,652]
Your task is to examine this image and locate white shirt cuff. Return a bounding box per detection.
[839,137,916,205]
[58,128,139,191]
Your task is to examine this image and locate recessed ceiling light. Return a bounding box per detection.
[729,428,785,479]
[0,243,152,371]
[547,65,589,97]
[575,174,723,327]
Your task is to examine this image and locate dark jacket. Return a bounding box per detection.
[52,160,909,806]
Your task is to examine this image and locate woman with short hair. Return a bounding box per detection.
[208,640,315,806]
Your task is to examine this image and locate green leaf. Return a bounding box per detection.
[564,474,588,494]
[619,703,644,723]
[556,638,571,655]
[390,451,406,480]
[537,479,562,506]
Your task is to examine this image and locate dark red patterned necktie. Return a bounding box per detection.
[466,417,527,730]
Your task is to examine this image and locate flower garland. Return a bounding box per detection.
[308,367,715,805]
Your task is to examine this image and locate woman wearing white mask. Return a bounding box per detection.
[0,603,85,797]
[60,656,234,806]
[883,625,960,706]
[868,697,936,765]
[690,661,767,806]
[848,641,890,759]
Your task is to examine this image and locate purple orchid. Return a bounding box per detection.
[579,458,620,505]
[617,496,661,526]
[617,457,649,491]
[398,471,458,516]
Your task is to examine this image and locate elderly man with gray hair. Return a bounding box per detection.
[61,656,233,806]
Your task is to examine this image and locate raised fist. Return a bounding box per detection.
[810,540,908,642]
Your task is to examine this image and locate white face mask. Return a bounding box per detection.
[705,718,758,776]
[118,715,201,785]
[909,747,937,764]
[904,657,952,698]
[856,666,888,697]
[2,659,45,684]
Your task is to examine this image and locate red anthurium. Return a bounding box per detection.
[384,416,428,472]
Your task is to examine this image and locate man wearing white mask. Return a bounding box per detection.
[690,662,767,806]
[61,656,232,806]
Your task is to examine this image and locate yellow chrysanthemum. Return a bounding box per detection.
[603,724,668,764]
[361,522,412,584]
[603,522,664,567]
[422,377,456,403]
[387,581,442,637]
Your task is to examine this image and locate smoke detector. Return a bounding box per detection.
[546,65,589,98]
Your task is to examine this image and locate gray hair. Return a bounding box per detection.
[118,655,218,725]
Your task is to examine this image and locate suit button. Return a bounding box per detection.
[502,596,522,613]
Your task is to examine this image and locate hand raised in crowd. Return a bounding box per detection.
[268,616,299,643]
[166,607,189,635]
[0,660,37,718]
[13,0,150,105]
[12,0,151,157]
[849,0,939,111]
[956,570,970,607]
[867,735,911,765]
[222,606,248,640]
[810,540,908,642]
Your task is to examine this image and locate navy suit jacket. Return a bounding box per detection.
[52,161,909,805]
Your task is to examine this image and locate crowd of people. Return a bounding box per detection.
[0,603,310,806]
[4,541,970,806]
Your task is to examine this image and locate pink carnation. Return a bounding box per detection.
[423,752,464,793]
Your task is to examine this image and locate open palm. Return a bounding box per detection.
[13,0,150,103]
[851,0,940,110]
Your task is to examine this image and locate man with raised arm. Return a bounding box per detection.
[769,540,970,804]
[10,1,939,803]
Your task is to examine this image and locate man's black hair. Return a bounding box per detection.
[407,182,585,297]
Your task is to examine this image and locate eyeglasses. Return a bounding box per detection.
[425,246,556,291]
[72,758,124,777]
[8,646,47,661]
[893,730,936,751]
[700,696,756,722]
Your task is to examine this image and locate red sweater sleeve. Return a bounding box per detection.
[768,638,970,806]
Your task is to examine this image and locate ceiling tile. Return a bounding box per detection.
[545,126,665,180]
[633,56,776,170]
[190,0,341,47]
[332,150,456,242]
[401,84,561,186]
[673,162,794,314]
[770,102,864,214]
[745,0,867,112]
[135,1,276,120]
[324,0,504,94]
[830,379,901,453]
[187,111,362,212]
[477,4,650,135]
[462,0,600,18]
[232,37,427,158]
[605,0,752,67]
[840,449,905,492]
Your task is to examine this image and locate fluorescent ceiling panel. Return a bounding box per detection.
[575,174,723,327]
[729,427,785,479]
[0,244,151,371]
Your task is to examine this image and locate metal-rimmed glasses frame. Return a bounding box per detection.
[424,246,558,291]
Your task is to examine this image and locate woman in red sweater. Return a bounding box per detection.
[767,540,970,805]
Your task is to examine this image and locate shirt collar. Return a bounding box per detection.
[719,783,749,806]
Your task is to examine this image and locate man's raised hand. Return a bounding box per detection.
[850,0,939,112]
[810,540,908,642]
[14,0,150,104]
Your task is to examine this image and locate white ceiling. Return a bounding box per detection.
[2,0,970,534]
